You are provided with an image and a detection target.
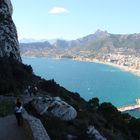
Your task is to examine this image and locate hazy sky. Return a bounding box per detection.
[12,0,140,40]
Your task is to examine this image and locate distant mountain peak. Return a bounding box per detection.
[94,29,109,36]
[95,29,108,33]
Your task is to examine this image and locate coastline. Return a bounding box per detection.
[22,56,140,77]
[94,60,140,77]
[72,58,140,77]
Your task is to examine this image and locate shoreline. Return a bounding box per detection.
[22,56,140,77]
[72,58,140,77]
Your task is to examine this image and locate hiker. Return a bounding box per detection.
[28,85,32,96]
[33,86,38,96]
[24,88,29,96]
[14,97,23,126]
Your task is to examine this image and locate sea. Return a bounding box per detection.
[22,57,140,118]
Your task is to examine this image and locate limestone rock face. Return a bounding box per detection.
[0,0,21,61]
[32,96,77,121]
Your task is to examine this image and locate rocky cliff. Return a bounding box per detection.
[0,0,21,61]
[0,0,33,94]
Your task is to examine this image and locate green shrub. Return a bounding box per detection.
[0,101,14,117]
[0,57,34,95]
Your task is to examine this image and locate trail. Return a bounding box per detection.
[0,115,30,140]
[0,95,43,140]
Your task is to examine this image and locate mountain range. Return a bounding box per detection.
[20,29,140,58]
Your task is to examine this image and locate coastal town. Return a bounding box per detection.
[21,46,140,76]
[67,48,140,76]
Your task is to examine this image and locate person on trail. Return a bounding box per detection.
[33,86,38,96]
[24,88,29,96]
[28,85,34,96]
[14,97,23,126]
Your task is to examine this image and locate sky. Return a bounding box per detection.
[11,0,140,40]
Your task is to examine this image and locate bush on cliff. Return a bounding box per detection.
[0,57,34,95]
[37,79,87,109]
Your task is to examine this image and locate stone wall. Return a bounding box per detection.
[22,109,51,140]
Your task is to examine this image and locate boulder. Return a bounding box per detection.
[87,125,107,140]
[32,96,77,121]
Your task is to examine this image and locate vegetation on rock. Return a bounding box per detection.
[0,57,34,95]
[25,79,140,140]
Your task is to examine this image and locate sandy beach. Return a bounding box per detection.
[72,58,140,77]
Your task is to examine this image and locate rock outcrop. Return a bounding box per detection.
[0,0,21,61]
[32,96,77,121]
[87,125,107,140]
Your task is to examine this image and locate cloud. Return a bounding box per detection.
[49,7,69,14]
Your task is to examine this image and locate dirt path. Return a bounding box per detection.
[0,115,30,140]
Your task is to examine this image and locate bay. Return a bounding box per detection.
[22,57,140,111]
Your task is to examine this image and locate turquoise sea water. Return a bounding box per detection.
[22,57,140,117]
